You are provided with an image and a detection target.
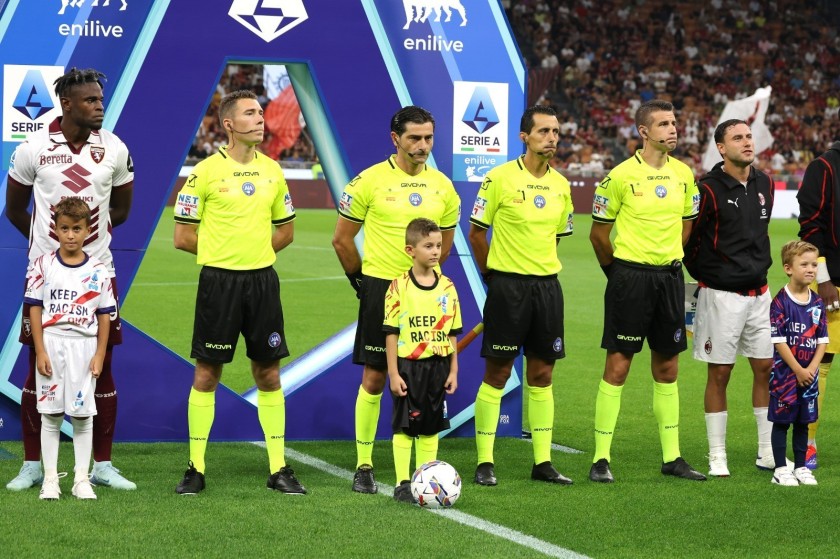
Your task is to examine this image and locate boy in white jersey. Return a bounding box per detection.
[384,218,461,503]
[26,198,115,500]
[5,67,134,491]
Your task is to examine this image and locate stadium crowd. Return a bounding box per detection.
[507,0,840,178]
[187,2,840,181]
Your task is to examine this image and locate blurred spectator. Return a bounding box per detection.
[507,0,840,177]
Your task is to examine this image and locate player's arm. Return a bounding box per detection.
[590,221,615,270]
[332,216,364,294]
[385,333,406,397]
[110,183,134,227]
[272,221,294,253]
[797,159,831,251]
[5,177,32,238]
[29,306,51,377]
[468,223,490,274]
[440,228,455,264]
[90,313,110,379]
[446,335,458,395]
[174,222,198,254]
[682,219,694,246]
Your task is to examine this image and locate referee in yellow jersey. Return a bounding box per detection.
[589,99,705,483]
[172,90,305,495]
[332,106,461,493]
[469,105,574,486]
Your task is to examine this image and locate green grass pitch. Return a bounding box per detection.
[1,211,838,558]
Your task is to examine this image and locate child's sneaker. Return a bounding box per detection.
[771,467,799,487]
[39,474,63,500]
[793,466,818,486]
[805,444,818,470]
[72,476,98,499]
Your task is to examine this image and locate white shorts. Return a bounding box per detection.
[692,287,773,363]
[36,332,98,417]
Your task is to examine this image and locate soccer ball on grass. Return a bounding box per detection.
[410,460,461,508]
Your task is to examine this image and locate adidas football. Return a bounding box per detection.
[410,460,461,508]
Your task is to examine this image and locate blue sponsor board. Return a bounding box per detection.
[0,0,525,441]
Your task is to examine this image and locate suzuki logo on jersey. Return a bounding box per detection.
[13,70,54,120]
[462,86,499,134]
[61,164,92,194]
[402,0,467,29]
[228,0,309,43]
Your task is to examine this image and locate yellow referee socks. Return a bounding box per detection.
[188,388,215,474]
[415,434,439,470]
[258,389,286,473]
[593,380,622,463]
[529,385,554,465]
[475,382,503,465]
[808,361,831,441]
[392,432,414,483]
[653,381,680,463]
[355,385,382,468]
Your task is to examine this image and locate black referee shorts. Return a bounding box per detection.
[352,274,392,369]
[191,266,289,364]
[481,272,565,361]
[601,259,687,355]
[391,355,451,437]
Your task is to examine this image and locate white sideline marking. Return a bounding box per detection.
[518,437,585,455]
[278,446,590,559]
[131,276,345,287]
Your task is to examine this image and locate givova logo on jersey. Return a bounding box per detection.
[3,65,64,143]
[228,0,308,43]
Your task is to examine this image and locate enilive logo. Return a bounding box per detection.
[57,0,128,38]
[402,1,467,29]
[229,0,308,43]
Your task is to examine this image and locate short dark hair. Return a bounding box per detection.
[714,119,748,144]
[405,217,441,246]
[219,90,258,128]
[635,99,674,129]
[391,106,435,136]
[520,105,557,134]
[54,68,106,98]
[53,196,91,225]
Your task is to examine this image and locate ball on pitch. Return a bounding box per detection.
[410,460,461,508]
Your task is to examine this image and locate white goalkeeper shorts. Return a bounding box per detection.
[692,286,773,363]
[36,332,98,417]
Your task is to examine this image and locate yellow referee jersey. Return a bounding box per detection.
[592,151,699,265]
[469,156,574,276]
[337,156,461,280]
[174,147,295,270]
[383,270,462,360]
